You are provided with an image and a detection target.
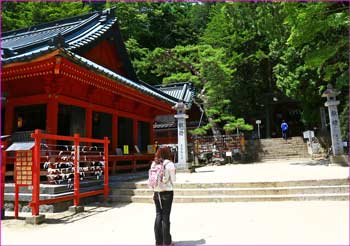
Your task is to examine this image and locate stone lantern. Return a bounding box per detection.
[172,100,190,171]
[321,84,344,157]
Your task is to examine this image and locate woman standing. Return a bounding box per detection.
[150,146,176,245]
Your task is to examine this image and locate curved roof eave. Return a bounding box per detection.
[61,49,178,105]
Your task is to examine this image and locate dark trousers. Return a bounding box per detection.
[153,191,174,245]
[282,130,288,140]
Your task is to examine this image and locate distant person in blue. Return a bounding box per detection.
[281,120,289,141]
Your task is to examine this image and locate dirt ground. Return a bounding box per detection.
[2,160,349,245]
[2,201,349,245]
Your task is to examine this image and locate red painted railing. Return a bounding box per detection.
[1,144,7,219]
[29,130,109,216]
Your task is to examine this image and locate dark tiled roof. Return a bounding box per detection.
[62,50,177,105]
[155,82,195,107]
[1,8,178,106]
[154,119,200,129]
[2,9,115,62]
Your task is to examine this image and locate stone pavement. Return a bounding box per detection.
[1,159,349,245]
[110,158,349,184]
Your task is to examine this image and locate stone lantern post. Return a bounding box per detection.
[321,84,344,157]
[173,100,190,171]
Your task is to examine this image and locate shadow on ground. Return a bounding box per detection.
[289,160,331,166]
[43,204,118,225]
[174,239,206,245]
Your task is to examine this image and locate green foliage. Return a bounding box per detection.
[189,127,207,136]
[224,118,254,132]
[2,2,91,32]
[274,2,348,133]
[147,44,255,135]
[2,2,348,139]
[340,98,349,141]
[111,2,210,49]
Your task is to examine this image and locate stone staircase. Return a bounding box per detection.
[245,137,309,161]
[108,178,349,203]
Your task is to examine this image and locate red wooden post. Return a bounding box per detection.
[133,119,138,150]
[4,103,14,135]
[149,120,154,146]
[103,137,109,199]
[46,97,58,147]
[31,129,41,216]
[112,114,117,154]
[1,148,6,218]
[133,120,138,172]
[73,134,80,206]
[86,108,92,139]
[132,159,137,173]
[14,182,19,219]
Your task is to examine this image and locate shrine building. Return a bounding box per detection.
[1,8,179,174]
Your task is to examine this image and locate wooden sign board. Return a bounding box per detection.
[15,150,33,185]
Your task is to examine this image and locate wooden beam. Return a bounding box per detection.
[57,94,154,122]
[7,94,48,106]
[2,51,58,69]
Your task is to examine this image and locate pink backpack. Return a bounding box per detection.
[148,160,168,189]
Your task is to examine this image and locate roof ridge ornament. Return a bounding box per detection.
[104,7,115,18]
[49,33,67,48]
[99,8,115,23]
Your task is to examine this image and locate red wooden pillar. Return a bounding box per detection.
[133,119,138,149]
[112,113,117,152]
[103,137,109,199]
[132,119,138,172]
[46,97,58,147]
[111,114,118,175]
[85,107,92,139]
[149,120,154,145]
[1,147,6,218]
[31,130,41,216]
[4,103,14,135]
[73,134,80,206]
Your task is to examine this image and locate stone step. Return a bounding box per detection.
[4,185,104,202]
[259,152,305,157]
[4,191,74,202]
[258,143,306,147]
[108,178,349,203]
[4,180,104,194]
[258,147,307,151]
[257,145,307,149]
[245,137,310,160]
[110,179,349,189]
[112,185,349,196]
[259,155,309,159]
[252,137,306,142]
[259,146,307,149]
[108,193,349,203]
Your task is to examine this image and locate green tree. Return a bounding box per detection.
[2,1,91,32]
[200,3,289,134]
[2,2,347,140]
[149,44,252,135]
[274,2,348,135]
